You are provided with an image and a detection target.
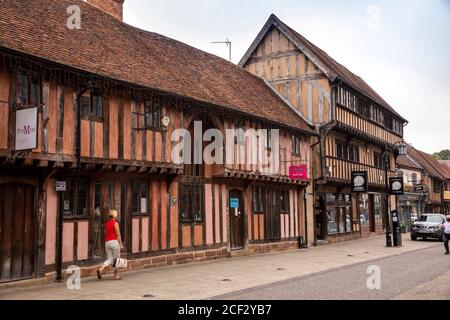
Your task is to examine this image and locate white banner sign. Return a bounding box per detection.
[15,107,38,151]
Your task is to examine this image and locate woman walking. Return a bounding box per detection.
[442,215,450,254]
[97,210,124,280]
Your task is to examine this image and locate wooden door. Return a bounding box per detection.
[266,190,281,240]
[0,183,35,282]
[229,190,245,250]
[369,194,376,233]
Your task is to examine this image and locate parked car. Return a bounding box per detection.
[411,213,445,241]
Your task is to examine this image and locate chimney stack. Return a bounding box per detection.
[87,0,125,21]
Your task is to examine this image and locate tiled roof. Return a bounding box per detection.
[397,154,422,171]
[0,0,314,134]
[407,145,450,180]
[239,14,407,122]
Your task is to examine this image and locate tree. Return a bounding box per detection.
[433,149,450,160]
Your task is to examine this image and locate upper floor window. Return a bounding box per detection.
[373,152,389,169]
[145,96,161,129]
[81,89,103,120]
[336,140,359,162]
[17,72,41,106]
[291,135,302,155]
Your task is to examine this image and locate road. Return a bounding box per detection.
[215,245,450,300]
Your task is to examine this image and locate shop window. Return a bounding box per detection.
[179,183,204,223]
[326,193,353,235]
[374,194,383,225]
[16,72,41,106]
[280,190,290,213]
[131,181,149,215]
[63,179,88,219]
[145,96,161,129]
[252,187,264,213]
[359,194,370,226]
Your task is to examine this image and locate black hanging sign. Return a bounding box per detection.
[389,177,404,195]
[351,171,368,193]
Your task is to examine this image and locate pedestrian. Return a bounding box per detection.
[96,209,124,280]
[442,215,450,255]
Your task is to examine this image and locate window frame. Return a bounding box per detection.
[179,182,205,223]
[81,89,103,121]
[131,180,150,216]
[63,178,89,219]
[16,71,42,107]
[144,96,162,130]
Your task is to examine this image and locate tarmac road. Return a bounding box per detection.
[215,244,450,300]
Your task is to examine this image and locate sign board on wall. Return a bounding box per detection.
[289,165,308,180]
[389,177,404,195]
[351,171,368,193]
[55,181,67,192]
[444,191,450,201]
[230,198,239,209]
[15,107,38,151]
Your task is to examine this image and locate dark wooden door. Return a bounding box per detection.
[229,190,245,250]
[0,183,35,282]
[369,194,376,233]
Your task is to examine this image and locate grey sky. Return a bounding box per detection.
[123,0,450,154]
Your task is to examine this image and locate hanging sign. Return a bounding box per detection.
[15,107,38,151]
[444,191,450,201]
[389,177,404,195]
[351,171,368,193]
[289,165,308,180]
[414,184,424,192]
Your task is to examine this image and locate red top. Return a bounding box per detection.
[105,219,118,242]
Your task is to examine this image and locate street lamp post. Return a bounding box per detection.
[384,148,393,247]
[384,141,407,248]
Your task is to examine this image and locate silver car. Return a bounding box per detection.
[411,214,445,241]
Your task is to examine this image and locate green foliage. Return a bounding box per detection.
[433,149,450,160]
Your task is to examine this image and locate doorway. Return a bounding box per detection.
[0,182,36,282]
[229,190,245,250]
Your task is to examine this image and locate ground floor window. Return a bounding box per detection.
[131,180,150,215]
[359,194,370,227]
[63,178,89,219]
[326,193,353,235]
[179,182,204,223]
[373,194,384,226]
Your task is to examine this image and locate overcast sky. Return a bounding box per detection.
[123,0,450,154]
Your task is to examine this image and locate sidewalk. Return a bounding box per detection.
[0,235,440,300]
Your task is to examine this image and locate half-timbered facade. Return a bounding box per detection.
[405,146,450,215]
[0,1,315,283]
[240,14,408,243]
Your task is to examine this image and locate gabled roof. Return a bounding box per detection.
[239,14,407,122]
[0,1,314,134]
[406,145,450,181]
[397,154,423,171]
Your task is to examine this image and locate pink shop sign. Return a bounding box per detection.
[289,165,308,180]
